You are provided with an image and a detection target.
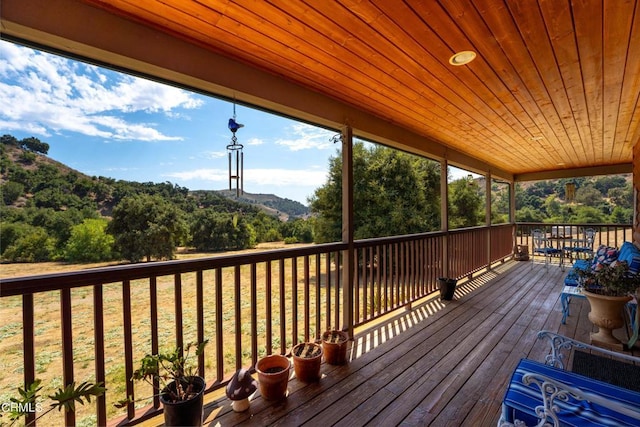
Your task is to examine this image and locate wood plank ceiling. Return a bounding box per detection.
[7,0,640,177]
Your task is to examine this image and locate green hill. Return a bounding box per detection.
[0,135,309,219]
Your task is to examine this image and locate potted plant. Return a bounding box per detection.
[125,341,208,426]
[577,261,640,346]
[437,277,458,301]
[291,342,322,382]
[1,379,105,426]
[321,330,349,365]
[255,354,290,400]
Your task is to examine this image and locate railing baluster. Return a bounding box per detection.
[251,263,258,366]
[292,257,298,345]
[149,276,159,407]
[279,258,286,354]
[382,244,388,312]
[234,265,241,370]
[315,254,321,339]
[334,250,341,330]
[61,288,75,427]
[93,285,106,426]
[122,280,135,420]
[196,271,205,377]
[368,246,374,318]
[304,255,310,341]
[22,294,35,426]
[355,249,361,322]
[174,273,183,352]
[215,268,224,381]
[266,261,273,355]
[326,251,332,330]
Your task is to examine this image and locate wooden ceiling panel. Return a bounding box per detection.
[4,0,637,177]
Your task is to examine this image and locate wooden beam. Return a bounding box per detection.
[515,164,632,182]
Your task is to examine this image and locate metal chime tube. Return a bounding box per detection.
[228,152,232,190]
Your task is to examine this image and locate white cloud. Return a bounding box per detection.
[0,41,203,142]
[276,123,335,151]
[247,137,264,146]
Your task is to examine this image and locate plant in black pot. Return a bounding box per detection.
[437,277,458,301]
[126,341,208,426]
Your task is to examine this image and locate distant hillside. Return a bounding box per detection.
[1,138,309,220]
[214,189,310,220]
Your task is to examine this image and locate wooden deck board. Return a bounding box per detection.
[138,260,638,427]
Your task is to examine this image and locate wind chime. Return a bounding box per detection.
[227,102,244,197]
[565,181,576,203]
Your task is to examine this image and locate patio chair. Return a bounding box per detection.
[499,331,640,427]
[531,229,561,268]
[574,227,596,259]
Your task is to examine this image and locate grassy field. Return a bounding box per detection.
[0,242,336,426]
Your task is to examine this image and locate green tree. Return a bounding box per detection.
[2,227,55,262]
[64,218,114,262]
[107,194,188,262]
[573,206,605,223]
[1,181,24,205]
[575,184,602,206]
[610,206,632,223]
[190,210,256,251]
[448,178,483,228]
[280,218,314,243]
[608,184,632,209]
[309,143,440,243]
[0,222,33,255]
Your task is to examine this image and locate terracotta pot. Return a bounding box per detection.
[292,342,323,382]
[584,289,632,346]
[321,330,349,365]
[255,354,290,400]
[160,376,205,426]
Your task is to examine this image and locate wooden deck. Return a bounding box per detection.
[137,260,636,427]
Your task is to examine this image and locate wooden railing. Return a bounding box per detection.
[0,225,514,426]
[515,223,633,250]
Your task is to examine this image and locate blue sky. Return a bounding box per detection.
[0,40,340,205]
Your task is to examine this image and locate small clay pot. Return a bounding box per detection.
[255,354,290,400]
[291,342,323,382]
[321,330,349,365]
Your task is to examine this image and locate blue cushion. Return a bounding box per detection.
[618,242,640,275]
[502,359,640,426]
[573,259,590,270]
[564,260,590,286]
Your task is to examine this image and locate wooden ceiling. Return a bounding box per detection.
[2,0,639,180]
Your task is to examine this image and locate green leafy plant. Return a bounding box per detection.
[1,379,105,426]
[115,341,207,407]
[577,261,640,297]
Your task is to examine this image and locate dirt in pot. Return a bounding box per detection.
[293,343,322,358]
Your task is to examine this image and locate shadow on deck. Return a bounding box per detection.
[135,260,635,426]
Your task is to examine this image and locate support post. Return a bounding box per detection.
[341,125,354,338]
[440,160,449,279]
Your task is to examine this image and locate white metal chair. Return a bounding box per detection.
[575,227,596,259]
[532,229,561,268]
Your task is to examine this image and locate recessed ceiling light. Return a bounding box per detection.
[449,51,476,66]
[529,136,544,141]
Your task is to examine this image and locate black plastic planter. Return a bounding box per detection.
[438,277,457,301]
[161,376,205,426]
